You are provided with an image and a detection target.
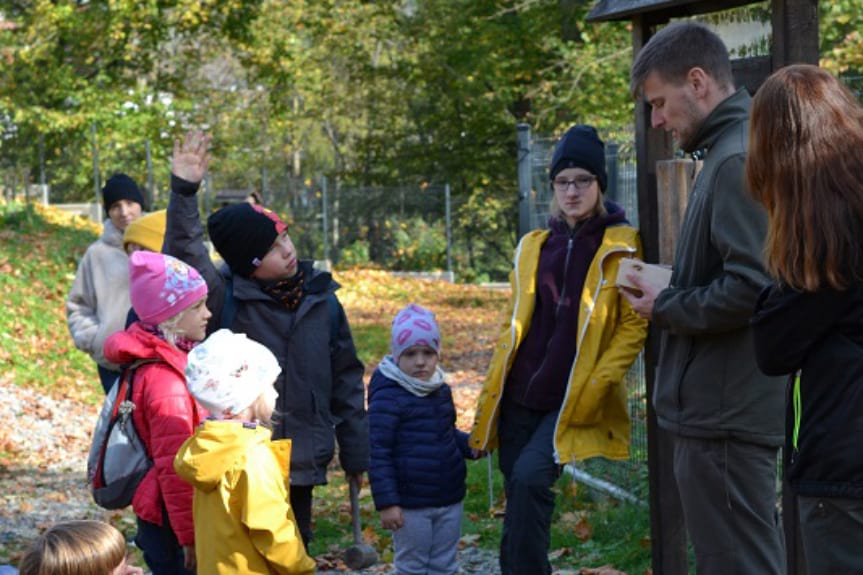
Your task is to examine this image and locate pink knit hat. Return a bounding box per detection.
[129,251,208,325]
[391,303,441,360]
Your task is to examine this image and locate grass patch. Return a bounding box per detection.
[0,202,101,402]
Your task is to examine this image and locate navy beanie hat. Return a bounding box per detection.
[207,203,287,278]
[102,173,146,214]
[549,125,608,192]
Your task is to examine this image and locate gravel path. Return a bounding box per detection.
[0,379,502,573]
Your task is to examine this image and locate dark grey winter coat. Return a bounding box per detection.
[651,89,785,446]
[164,176,369,485]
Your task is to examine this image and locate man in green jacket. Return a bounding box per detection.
[624,22,786,574]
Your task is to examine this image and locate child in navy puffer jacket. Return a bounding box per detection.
[368,304,484,575]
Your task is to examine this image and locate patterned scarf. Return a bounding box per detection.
[261,269,305,311]
[378,355,446,397]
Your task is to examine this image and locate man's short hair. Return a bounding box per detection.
[630,22,734,98]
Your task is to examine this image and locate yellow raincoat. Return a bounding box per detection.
[173,420,315,575]
[469,226,647,462]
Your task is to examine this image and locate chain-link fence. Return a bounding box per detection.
[522,125,647,500]
[242,177,465,275]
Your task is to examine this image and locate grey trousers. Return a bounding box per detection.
[799,495,863,575]
[671,434,786,575]
[392,502,463,575]
[497,399,561,575]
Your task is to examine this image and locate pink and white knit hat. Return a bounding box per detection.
[129,251,208,325]
[391,303,441,360]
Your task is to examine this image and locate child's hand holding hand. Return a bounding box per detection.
[380,506,404,531]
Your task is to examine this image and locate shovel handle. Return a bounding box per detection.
[349,475,362,544]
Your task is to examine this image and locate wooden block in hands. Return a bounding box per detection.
[616,258,672,293]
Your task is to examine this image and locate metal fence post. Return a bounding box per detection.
[91,122,100,207]
[445,183,452,273]
[516,123,532,239]
[606,141,620,202]
[145,139,154,208]
[38,133,48,204]
[322,175,329,262]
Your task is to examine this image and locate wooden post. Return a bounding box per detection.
[655,159,700,265]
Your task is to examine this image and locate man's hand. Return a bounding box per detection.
[619,270,664,321]
[172,131,211,184]
[380,506,404,531]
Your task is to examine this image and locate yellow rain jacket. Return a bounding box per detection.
[173,420,315,575]
[469,225,647,462]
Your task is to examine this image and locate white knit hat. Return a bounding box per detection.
[185,329,281,418]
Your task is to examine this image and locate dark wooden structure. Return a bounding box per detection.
[586,1,818,573]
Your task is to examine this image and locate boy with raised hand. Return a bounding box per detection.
[163,131,369,549]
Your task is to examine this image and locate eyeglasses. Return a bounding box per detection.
[552,175,597,192]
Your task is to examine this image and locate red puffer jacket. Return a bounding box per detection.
[103,323,207,546]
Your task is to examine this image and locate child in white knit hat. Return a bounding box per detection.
[173,329,315,575]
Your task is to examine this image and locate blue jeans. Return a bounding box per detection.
[497,398,561,575]
[135,511,194,575]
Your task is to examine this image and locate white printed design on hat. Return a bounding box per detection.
[161,258,206,308]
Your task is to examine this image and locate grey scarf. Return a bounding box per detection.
[378,355,446,397]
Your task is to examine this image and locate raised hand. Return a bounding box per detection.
[172,130,211,184]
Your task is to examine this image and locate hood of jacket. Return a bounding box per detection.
[685,88,751,154]
[174,419,279,491]
[102,322,189,374]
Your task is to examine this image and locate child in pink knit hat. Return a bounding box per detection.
[368,303,485,574]
[102,251,211,575]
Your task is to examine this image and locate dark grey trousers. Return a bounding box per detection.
[671,434,786,575]
[497,398,561,575]
[799,495,863,574]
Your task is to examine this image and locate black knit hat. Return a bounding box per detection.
[102,173,146,214]
[207,203,287,278]
[549,125,608,192]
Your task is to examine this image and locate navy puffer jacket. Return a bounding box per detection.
[368,368,471,510]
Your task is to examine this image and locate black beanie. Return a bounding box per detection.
[549,125,608,192]
[207,203,287,278]
[102,173,146,214]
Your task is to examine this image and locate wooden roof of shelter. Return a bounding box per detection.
[587,0,756,21]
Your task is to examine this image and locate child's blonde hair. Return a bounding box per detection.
[18,520,126,575]
[158,298,204,347]
[246,390,278,428]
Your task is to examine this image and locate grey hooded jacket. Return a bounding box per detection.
[164,176,369,485]
[651,88,784,446]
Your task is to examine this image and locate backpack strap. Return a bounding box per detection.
[114,359,163,416]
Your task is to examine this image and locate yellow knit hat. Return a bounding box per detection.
[123,209,167,253]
